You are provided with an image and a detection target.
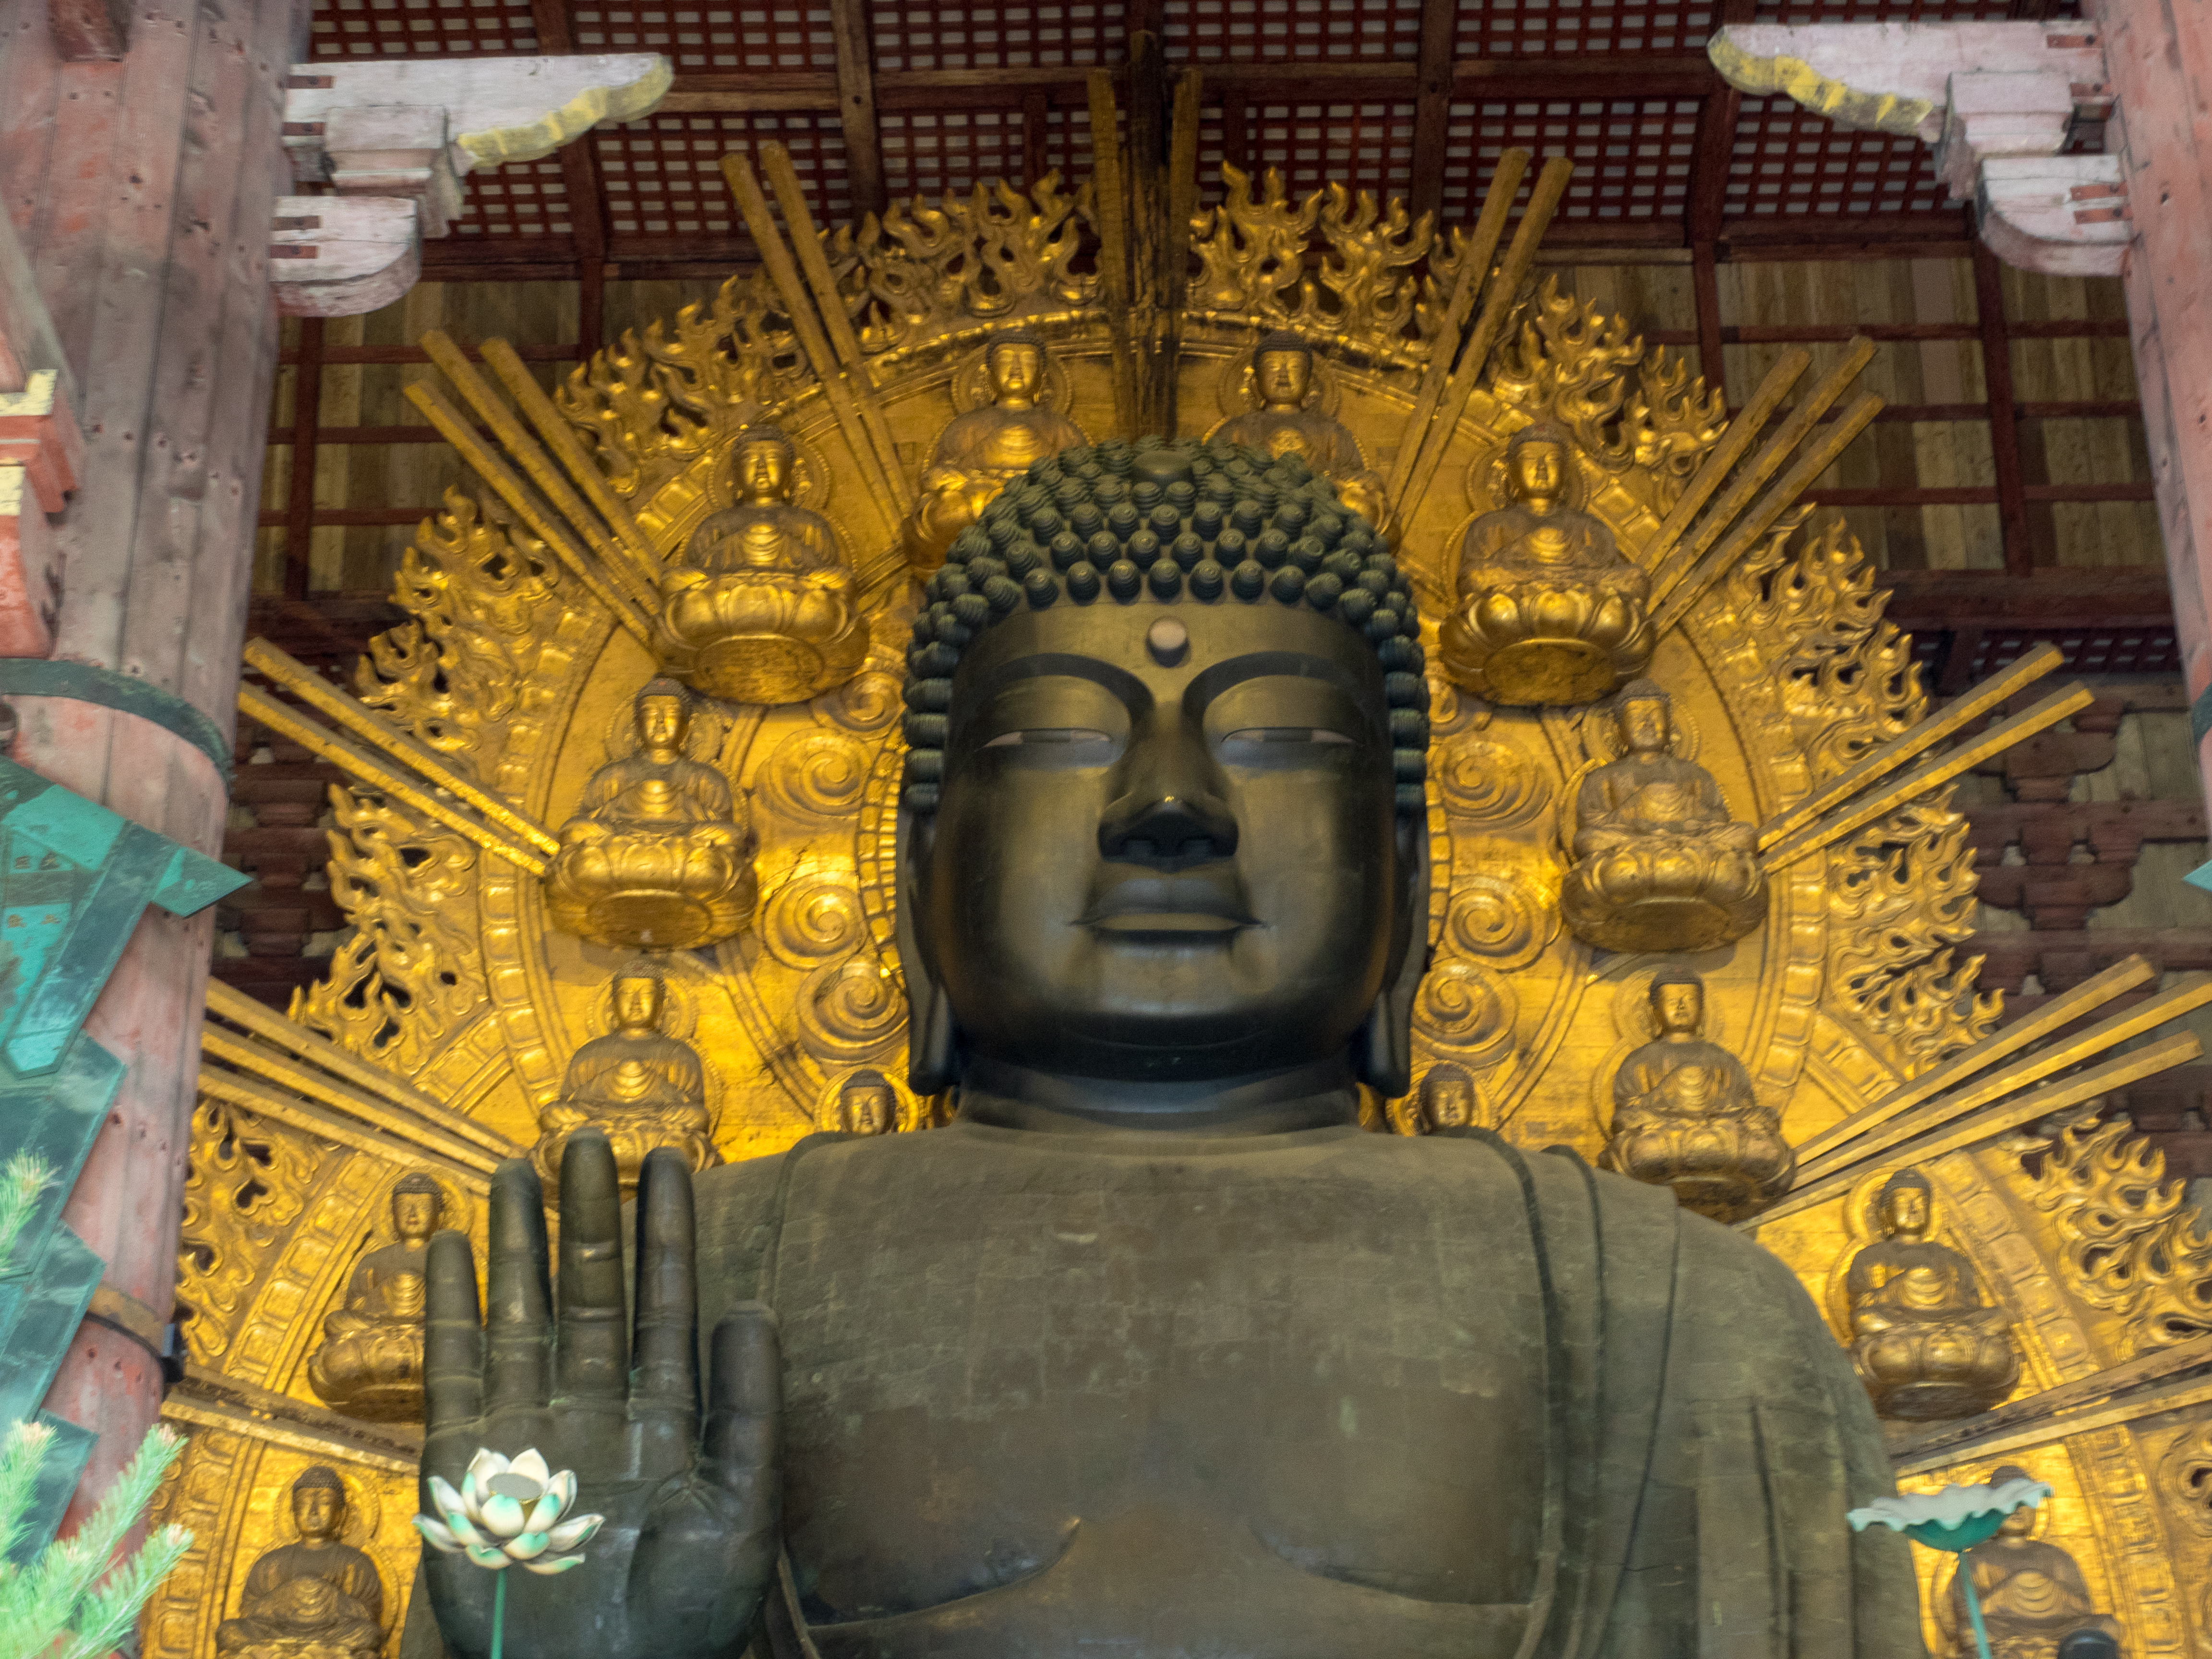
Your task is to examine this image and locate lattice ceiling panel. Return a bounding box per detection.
[1455,0,1715,58]
[573,3,842,71]
[1244,101,1419,204]
[600,113,850,235]
[1727,95,1948,218]
[880,109,1027,204]
[453,157,572,235]
[1443,96,1696,221]
[1166,0,1424,62]
[312,0,538,57]
[868,2,1125,71]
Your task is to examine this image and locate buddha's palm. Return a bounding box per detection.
[422,1136,780,1659]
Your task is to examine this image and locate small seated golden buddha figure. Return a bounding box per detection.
[1599,969,1792,1222]
[901,328,1084,576]
[1560,679,1769,953]
[1412,1062,1481,1134]
[214,1467,384,1659]
[543,679,757,950]
[1213,333,1397,546]
[305,1172,441,1422]
[655,425,869,705]
[533,967,721,1198]
[1438,422,1654,706]
[833,1069,897,1136]
[1847,1168,2021,1419]
[1937,1466,2124,1659]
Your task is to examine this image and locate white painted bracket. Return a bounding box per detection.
[282,54,671,203]
[1709,22,2126,275]
[269,53,669,315]
[269,197,421,319]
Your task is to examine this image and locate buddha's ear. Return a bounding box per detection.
[1357,811,1430,1100]
[895,810,960,1095]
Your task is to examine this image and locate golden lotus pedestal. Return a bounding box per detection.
[1439,597,1651,707]
[1855,1322,2022,1421]
[682,628,868,706]
[1601,1119,1792,1223]
[1561,851,1769,954]
[656,574,871,707]
[543,837,758,950]
[301,1364,421,1425]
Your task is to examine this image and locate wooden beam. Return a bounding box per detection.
[1023,90,1050,186]
[1974,238,2036,575]
[1408,0,1457,226]
[829,0,886,217]
[530,0,608,354]
[283,317,323,601]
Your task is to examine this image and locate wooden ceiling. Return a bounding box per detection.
[301,0,2092,282]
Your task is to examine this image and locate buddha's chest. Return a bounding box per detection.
[765,1134,1551,1632]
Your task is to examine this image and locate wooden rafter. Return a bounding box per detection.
[528,0,607,349]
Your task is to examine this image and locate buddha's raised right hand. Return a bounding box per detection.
[422,1133,780,1659]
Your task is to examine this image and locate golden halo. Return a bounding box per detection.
[949,337,1074,415]
[1213,336,1342,420]
[598,680,733,763]
[1578,688,1703,768]
[276,1460,381,1549]
[701,423,838,514]
[1464,427,1596,515]
[590,960,702,1043]
[369,1163,474,1242]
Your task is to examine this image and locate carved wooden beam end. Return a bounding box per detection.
[1709,21,2127,276]
[270,53,670,313]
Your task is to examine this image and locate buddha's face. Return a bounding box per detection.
[1882,1184,1931,1238]
[916,600,1410,1084]
[612,975,665,1034]
[842,1083,893,1134]
[1618,695,1670,755]
[1508,439,1567,510]
[1998,1505,2036,1539]
[637,694,689,756]
[988,342,1044,406]
[1255,349,1311,409]
[1652,978,1703,1035]
[735,439,792,503]
[391,1188,440,1243]
[292,1485,342,1543]
[1419,1072,1477,1130]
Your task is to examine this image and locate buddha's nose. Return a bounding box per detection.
[1098,711,1238,862]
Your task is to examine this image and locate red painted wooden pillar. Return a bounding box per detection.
[2081,0,2212,816]
[0,0,308,1531]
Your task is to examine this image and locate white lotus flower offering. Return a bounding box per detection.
[416,1448,606,1659]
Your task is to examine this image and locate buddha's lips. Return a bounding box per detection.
[1080,870,1255,933]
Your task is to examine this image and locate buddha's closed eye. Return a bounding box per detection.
[983,728,1115,748]
[1223,728,1356,746]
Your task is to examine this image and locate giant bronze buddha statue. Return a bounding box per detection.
[415,440,1917,1659]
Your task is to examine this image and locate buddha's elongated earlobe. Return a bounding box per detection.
[895,810,959,1094]
[1357,815,1429,1100]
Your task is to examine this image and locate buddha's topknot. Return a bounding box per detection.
[901,437,1429,814]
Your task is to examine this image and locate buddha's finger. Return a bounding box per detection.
[423,1230,484,1465]
[631,1148,700,1418]
[702,1303,781,1502]
[483,1158,555,1414]
[553,1130,629,1407]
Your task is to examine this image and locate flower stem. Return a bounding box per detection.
[1961,1559,1994,1659]
[492,1567,508,1659]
